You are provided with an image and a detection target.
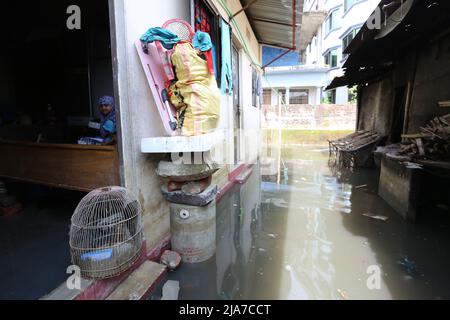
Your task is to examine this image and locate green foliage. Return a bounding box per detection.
[348,86,358,105]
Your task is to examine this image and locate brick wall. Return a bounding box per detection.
[262,104,357,130]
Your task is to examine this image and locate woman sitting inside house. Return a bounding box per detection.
[98,96,116,143]
[78,96,117,145]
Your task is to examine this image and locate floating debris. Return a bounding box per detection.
[363,213,389,221]
[355,184,367,189]
[161,280,180,300]
[403,162,423,170]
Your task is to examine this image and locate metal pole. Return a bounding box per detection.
[262,49,292,69]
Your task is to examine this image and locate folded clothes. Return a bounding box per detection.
[78,137,105,145]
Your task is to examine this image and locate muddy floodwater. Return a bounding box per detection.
[154,130,450,300]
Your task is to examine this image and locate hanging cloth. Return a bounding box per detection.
[193,31,215,75]
[140,27,181,50]
[220,20,233,95]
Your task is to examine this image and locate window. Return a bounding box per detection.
[252,67,259,107]
[278,89,286,104]
[327,89,336,104]
[344,0,359,12]
[324,9,339,34]
[342,27,360,51]
[324,49,338,68]
[263,89,272,105]
[194,0,222,86]
[289,89,309,105]
[348,86,357,104]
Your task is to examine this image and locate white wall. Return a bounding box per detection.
[240,51,261,164]
[263,68,328,88]
[111,0,191,249]
[336,86,348,104]
[111,0,263,248]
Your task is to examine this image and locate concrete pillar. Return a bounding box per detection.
[316,87,322,105]
[336,86,349,104]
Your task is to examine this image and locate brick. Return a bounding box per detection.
[161,184,218,207]
[157,161,219,182]
[160,250,182,270]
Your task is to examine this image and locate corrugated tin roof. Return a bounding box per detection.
[240,0,304,50]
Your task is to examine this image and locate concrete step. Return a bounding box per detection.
[106,261,167,300]
[235,166,254,185]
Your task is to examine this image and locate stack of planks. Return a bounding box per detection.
[329,130,384,169]
[400,114,450,161]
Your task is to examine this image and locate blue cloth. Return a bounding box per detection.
[193,31,212,52]
[220,20,233,95]
[140,27,181,50]
[98,96,116,138]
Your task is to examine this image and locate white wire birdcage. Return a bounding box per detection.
[69,187,144,279]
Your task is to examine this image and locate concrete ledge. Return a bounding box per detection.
[236,165,254,185]
[379,156,422,221]
[228,164,246,182]
[146,233,171,261]
[75,243,149,300]
[41,234,171,300]
[106,261,167,300]
[141,130,224,153]
[216,164,252,202]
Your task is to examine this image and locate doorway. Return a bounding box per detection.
[0,0,116,299]
[391,86,406,143]
[232,46,241,166]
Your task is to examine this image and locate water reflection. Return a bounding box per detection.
[153,137,450,300]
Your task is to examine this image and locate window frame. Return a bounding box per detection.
[263,89,272,105]
[193,0,223,87]
[344,0,367,15]
[323,47,339,68]
[289,88,309,105]
[324,6,341,36]
[342,27,361,51]
[326,89,337,104]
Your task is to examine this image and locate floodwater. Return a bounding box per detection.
[154,130,450,300]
